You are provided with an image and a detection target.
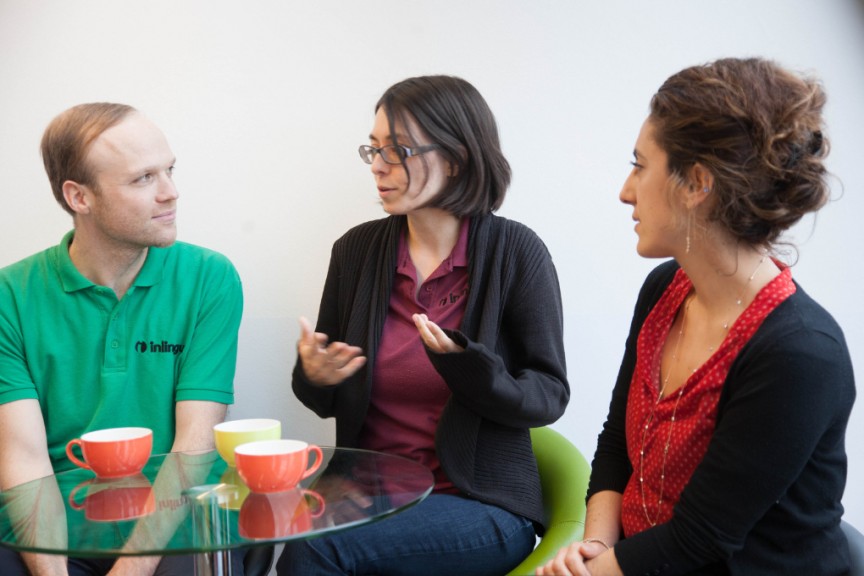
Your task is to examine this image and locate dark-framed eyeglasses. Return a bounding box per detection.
[358,144,439,165]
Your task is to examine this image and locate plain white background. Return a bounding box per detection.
[1,0,861,536]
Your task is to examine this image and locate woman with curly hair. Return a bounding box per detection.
[540,58,855,575]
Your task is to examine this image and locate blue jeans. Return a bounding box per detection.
[276,494,536,576]
[0,548,247,575]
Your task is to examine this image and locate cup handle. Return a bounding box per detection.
[68,480,92,511]
[301,445,323,480]
[65,439,91,471]
[301,489,326,518]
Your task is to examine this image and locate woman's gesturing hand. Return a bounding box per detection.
[413,313,464,354]
[297,316,366,386]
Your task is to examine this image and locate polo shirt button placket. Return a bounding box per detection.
[104,300,127,369]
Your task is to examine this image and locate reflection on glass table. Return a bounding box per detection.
[0,447,433,576]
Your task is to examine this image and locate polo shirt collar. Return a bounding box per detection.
[56,230,166,293]
[451,217,470,268]
[135,245,167,287]
[396,218,470,275]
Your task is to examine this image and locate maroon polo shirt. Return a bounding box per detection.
[360,218,470,494]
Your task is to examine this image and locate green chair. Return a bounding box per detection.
[507,427,591,576]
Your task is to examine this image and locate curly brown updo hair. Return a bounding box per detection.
[649,57,830,246]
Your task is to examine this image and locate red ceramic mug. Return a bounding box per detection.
[239,488,325,539]
[234,439,323,493]
[68,473,155,522]
[66,427,153,478]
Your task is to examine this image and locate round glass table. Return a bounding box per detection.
[0,447,433,575]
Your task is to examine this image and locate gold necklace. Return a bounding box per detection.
[721,254,768,330]
[708,254,769,352]
[638,293,693,527]
[638,254,769,526]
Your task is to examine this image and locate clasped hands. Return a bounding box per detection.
[298,314,462,386]
[536,539,618,576]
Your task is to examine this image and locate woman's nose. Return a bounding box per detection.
[370,152,390,175]
[619,175,635,205]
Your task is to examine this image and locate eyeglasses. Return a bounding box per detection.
[358,144,439,165]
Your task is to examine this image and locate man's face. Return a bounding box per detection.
[80,113,179,250]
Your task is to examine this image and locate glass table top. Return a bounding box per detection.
[0,447,433,557]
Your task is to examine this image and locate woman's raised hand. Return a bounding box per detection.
[413,313,464,354]
[297,317,366,386]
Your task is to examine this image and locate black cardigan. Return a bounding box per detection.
[292,213,569,529]
[589,260,855,575]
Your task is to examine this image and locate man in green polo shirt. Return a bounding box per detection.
[0,103,244,575]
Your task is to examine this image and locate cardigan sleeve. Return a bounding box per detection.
[588,260,678,499]
[291,242,344,418]
[425,223,569,428]
[290,216,400,431]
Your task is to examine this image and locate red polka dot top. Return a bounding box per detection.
[620,263,796,536]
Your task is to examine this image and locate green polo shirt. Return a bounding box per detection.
[0,231,243,472]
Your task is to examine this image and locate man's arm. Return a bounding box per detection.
[0,400,53,489]
[170,400,227,452]
[106,401,227,576]
[0,400,69,575]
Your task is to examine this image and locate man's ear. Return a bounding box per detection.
[62,180,92,215]
[684,163,714,209]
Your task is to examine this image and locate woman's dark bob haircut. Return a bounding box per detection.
[375,75,511,217]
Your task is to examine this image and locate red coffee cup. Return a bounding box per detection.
[239,488,325,539]
[234,439,323,493]
[66,427,153,478]
[68,473,155,522]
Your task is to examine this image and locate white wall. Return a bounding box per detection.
[1,0,862,528]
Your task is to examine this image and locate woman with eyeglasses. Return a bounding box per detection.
[277,75,569,575]
[538,58,855,576]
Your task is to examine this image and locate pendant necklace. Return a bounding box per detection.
[722,253,768,330]
[639,292,693,527]
[708,253,769,352]
[638,253,769,526]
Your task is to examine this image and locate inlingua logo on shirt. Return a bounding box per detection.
[134,340,186,355]
[438,287,468,307]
